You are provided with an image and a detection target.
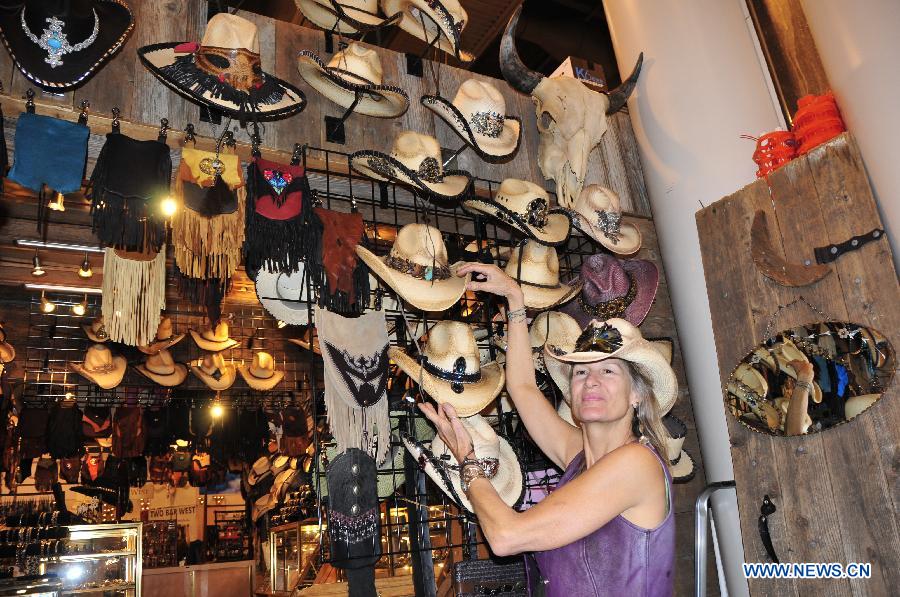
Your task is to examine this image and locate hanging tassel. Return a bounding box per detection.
[101,248,167,346]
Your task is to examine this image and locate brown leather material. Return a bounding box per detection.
[314,208,365,304]
[112,407,145,458]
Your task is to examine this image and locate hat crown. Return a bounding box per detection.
[84,345,115,372]
[201,353,228,375]
[496,179,550,215]
[146,350,176,375]
[574,184,621,218]
[201,13,260,53]
[529,311,581,348]
[204,321,231,342]
[589,317,645,349]
[327,42,383,84]
[90,318,105,333]
[249,351,276,379]
[390,223,450,268]
[434,414,499,460]
[156,317,173,340]
[338,0,379,10]
[505,241,561,285]
[424,321,481,376]
[582,254,631,302]
[453,79,506,119]
[391,131,443,175]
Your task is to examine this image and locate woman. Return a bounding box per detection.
[418,263,677,596]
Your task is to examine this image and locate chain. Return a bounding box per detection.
[762,295,835,340]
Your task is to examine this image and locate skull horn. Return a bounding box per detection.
[499,6,544,95]
[605,52,644,114]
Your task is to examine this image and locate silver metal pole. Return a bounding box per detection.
[695,481,736,597]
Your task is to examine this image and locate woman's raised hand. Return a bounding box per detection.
[457,262,523,304]
[418,402,475,464]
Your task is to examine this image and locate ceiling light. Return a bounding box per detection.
[210,403,224,419]
[31,252,46,277]
[77,254,92,278]
[160,196,178,217]
[40,292,56,314]
[72,295,88,316]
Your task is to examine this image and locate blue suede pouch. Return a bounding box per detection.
[7,112,89,194]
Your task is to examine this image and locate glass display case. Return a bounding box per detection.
[41,523,141,597]
[269,520,322,594]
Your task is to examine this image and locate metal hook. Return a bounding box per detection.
[223,129,236,148]
[25,89,35,113]
[183,123,196,146]
[157,118,169,142]
[290,143,304,166]
[111,107,121,133]
[77,99,90,125]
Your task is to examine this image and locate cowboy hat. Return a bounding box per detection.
[350,131,473,201]
[381,0,473,62]
[138,316,186,355]
[270,455,292,477]
[0,324,14,364]
[297,42,409,118]
[422,79,521,162]
[69,344,127,389]
[356,223,470,312]
[544,318,677,415]
[252,492,278,522]
[190,321,239,352]
[523,311,582,375]
[294,0,400,35]
[402,414,522,513]
[135,349,188,387]
[190,353,237,392]
[733,363,768,400]
[255,264,312,326]
[568,185,641,255]
[561,253,658,328]
[661,414,695,483]
[138,13,305,120]
[0,0,134,90]
[389,321,504,417]
[505,241,582,311]
[81,317,109,343]
[771,339,822,403]
[845,393,879,421]
[287,326,320,355]
[463,179,571,246]
[238,351,285,391]
[751,346,777,371]
[247,455,273,486]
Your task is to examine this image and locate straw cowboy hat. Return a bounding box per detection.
[0,324,14,364]
[297,42,409,118]
[402,414,522,512]
[544,318,677,415]
[350,131,473,200]
[561,253,658,329]
[389,321,504,417]
[135,349,188,387]
[751,346,777,371]
[287,326,320,355]
[726,365,781,432]
[770,339,822,404]
[504,241,582,311]
[247,455,273,486]
[138,13,305,120]
[422,79,521,162]
[191,353,237,391]
[190,321,239,352]
[464,179,571,246]
[69,344,127,389]
[0,0,134,90]
[661,414,695,483]
[294,0,400,35]
[845,393,879,421]
[138,316,186,355]
[81,317,109,343]
[255,264,312,326]
[568,185,641,255]
[356,223,470,312]
[381,0,473,62]
[500,311,581,375]
[238,351,285,391]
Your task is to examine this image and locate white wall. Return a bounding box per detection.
[601,1,786,595]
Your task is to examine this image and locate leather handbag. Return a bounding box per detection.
[452,557,528,597]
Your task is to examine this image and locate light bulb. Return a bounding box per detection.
[77,254,92,278]
[72,295,87,316]
[40,292,56,313]
[32,253,46,277]
[210,403,224,419]
[48,193,65,212]
[277,320,287,329]
[160,196,178,217]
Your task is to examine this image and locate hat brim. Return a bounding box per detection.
[388,347,504,417]
[0,1,133,90]
[669,448,695,482]
[69,355,128,390]
[138,333,187,355]
[381,0,473,62]
[421,95,521,162]
[189,330,239,353]
[137,43,305,121]
[82,324,109,343]
[560,260,659,328]
[190,363,237,391]
[238,366,285,391]
[520,280,583,311]
[350,150,473,200]
[0,342,15,364]
[135,362,188,387]
[297,51,409,118]
[571,214,642,255]
[295,0,400,34]
[463,197,571,246]
[255,267,312,325]
[356,246,470,312]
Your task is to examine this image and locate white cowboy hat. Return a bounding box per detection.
[844,393,879,421]
[297,42,409,118]
[238,351,285,391]
[190,353,237,392]
[389,321,504,417]
[138,316,186,355]
[356,223,470,312]
[422,79,521,162]
[255,264,312,326]
[135,349,188,387]
[568,185,641,255]
[464,179,571,246]
[527,311,582,375]
[294,0,400,35]
[190,321,239,352]
[247,456,273,486]
[381,0,473,62]
[81,317,109,343]
[402,414,523,513]
[69,344,127,390]
[350,131,473,200]
[0,324,14,364]
[505,241,582,311]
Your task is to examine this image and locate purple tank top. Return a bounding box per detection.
[527,445,675,597]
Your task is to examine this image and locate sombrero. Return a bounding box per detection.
[135,349,188,387]
[464,179,571,246]
[255,264,312,326]
[69,344,126,390]
[238,351,285,391]
[381,0,473,62]
[138,316,186,355]
[190,321,239,352]
[505,241,581,311]
[190,353,237,392]
[568,185,642,255]
[294,0,400,35]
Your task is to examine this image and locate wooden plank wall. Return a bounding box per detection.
[696,133,900,597]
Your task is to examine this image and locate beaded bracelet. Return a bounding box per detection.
[507,307,527,323]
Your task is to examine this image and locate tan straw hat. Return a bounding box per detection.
[568,185,641,255]
[844,394,879,421]
[0,323,15,364]
[402,414,522,512]
[69,344,127,390]
[190,321,239,352]
[297,42,409,118]
[138,316,186,355]
[238,351,285,391]
[381,0,473,61]
[505,241,582,310]
[356,223,470,312]
[526,311,582,374]
[661,414,696,483]
[770,339,822,403]
[294,0,400,35]
[350,131,473,200]
[389,321,504,416]
[191,353,237,391]
[81,317,109,343]
[464,179,571,246]
[422,79,521,162]
[135,349,188,387]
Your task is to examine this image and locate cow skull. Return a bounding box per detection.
[500,7,642,209]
